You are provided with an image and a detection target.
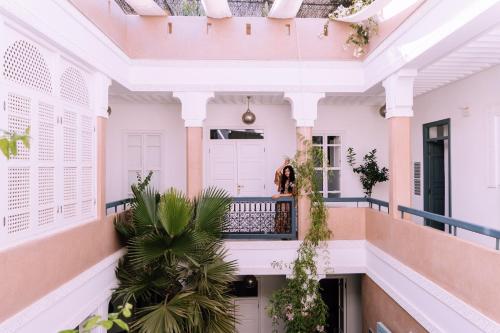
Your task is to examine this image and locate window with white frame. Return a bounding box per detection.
[0,29,96,247]
[125,133,162,196]
[312,134,341,198]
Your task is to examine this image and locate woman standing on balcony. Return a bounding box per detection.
[272,165,296,233]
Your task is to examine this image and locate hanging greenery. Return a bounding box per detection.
[0,128,30,159]
[346,147,388,197]
[327,0,379,58]
[267,137,332,333]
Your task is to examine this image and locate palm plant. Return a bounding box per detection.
[113,186,237,333]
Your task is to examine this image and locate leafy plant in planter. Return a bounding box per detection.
[113,186,237,333]
[267,137,331,333]
[346,147,388,197]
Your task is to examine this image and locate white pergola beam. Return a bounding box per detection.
[268,0,303,19]
[201,0,232,19]
[126,0,167,16]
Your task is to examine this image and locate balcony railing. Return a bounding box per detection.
[105,196,297,240]
[325,197,389,212]
[223,197,297,240]
[399,205,500,250]
[106,198,132,214]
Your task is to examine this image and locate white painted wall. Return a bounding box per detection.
[412,64,500,246]
[204,103,296,196]
[106,102,186,202]
[105,101,389,202]
[258,275,287,333]
[315,105,390,200]
[345,274,363,333]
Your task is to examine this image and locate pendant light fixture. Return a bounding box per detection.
[242,96,256,125]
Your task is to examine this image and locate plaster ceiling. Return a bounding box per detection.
[414,24,500,96]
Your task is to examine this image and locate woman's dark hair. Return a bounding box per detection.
[280,165,296,194]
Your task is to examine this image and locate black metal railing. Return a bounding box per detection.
[325,197,389,212]
[398,205,500,250]
[223,197,297,240]
[106,198,132,215]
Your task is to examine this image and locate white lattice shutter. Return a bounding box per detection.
[60,64,95,223]
[1,29,55,244]
[37,101,57,230]
[1,27,97,246]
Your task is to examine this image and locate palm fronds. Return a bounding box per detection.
[113,185,237,333]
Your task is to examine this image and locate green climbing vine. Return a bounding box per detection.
[267,136,332,333]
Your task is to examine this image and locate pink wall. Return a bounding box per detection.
[327,207,366,240]
[366,209,500,322]
[0,216,121,322]
[69,0,420,60]
[362,275,427,333]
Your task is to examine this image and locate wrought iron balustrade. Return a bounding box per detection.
[223,197,297,240]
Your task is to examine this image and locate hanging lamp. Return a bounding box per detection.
[242,96,256,125]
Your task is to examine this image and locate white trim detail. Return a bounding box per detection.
[268,0,304,19]
[382,69,417,118]
[285,92,325,127]
[126,0,167,16]
[174,91,214,127]
[200,0,232,19]
[0,249,125,333]
[366,242,500,333]
[225,240,367,276]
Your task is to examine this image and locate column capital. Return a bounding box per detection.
[93,72,112,118]
[173,91,214,127]
[285,92,325,127]
[382,69,418,119]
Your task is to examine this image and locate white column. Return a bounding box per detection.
[382,69,417,218]
[173,92,213,198]
[285,92,324,239]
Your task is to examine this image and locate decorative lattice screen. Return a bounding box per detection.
[1,28,97,246]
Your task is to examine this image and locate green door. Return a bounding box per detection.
[426,141,445,230]
[423,119,451,231]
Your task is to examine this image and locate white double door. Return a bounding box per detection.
[208,140,266,197]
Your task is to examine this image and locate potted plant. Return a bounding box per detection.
[346,147,388,197]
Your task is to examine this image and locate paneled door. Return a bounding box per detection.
[125,133,162,197]
[208,140,265,197]
[234,298,260,333]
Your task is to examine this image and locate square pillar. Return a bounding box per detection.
[96,117,107,220]
[174,92,213,198]
[383,70,417,219]
[286,92,324,239]
[94,73,111,220]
